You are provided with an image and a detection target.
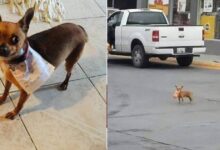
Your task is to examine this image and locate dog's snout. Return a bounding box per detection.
[0,44,10,57]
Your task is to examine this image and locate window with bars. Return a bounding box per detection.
[108,0,113,7]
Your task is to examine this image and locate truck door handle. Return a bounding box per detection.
[145,29,150,31]
[161,36,167,38]
[179,35,185,38]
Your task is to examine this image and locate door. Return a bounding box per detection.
[108,11,124,51]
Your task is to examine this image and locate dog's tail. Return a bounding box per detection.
[78,25,88,43]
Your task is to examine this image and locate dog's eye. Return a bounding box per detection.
[11,35,19,45]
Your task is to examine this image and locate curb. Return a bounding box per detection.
[151,58,220,70]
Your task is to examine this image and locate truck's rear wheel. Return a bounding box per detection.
[132,44,149,68]
[176,56,193,67]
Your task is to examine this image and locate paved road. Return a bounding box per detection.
[108,55,220,150]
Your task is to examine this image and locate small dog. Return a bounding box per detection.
[0,7,88,119]
[173,85,193,103]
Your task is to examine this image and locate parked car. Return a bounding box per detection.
[107,9,206,68]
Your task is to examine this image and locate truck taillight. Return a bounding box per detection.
[202,30,205,41]
[152,30,159,42]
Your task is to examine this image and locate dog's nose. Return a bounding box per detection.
[0,44,10,57]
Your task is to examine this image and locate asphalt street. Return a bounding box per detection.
[108,55,220,150]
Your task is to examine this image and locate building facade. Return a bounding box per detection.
[108,0,220,40]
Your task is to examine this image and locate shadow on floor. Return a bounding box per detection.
[9,78,99,116]
[108,57,195,70]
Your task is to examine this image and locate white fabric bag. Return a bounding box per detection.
[8,45,55,94]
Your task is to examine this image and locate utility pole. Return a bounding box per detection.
[137,0,148,8]
[112,0,115,8]
[168,0,174,24]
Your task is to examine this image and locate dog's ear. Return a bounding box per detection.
[0,15,2,22]
[180,86,183,89]
[175,85,178,89]
[18,7,35,33]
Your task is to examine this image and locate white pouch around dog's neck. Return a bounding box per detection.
[8,45,55,94]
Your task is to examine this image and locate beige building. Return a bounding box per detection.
[108,0,220,40]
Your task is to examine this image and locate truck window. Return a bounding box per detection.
[108,12,124,26]
[127,12,167,25]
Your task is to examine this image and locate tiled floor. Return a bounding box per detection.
[0,1,106,150]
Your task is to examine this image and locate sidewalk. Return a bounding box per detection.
[150,54,220,70]
[0,0,106,150]
[205,40,220,55]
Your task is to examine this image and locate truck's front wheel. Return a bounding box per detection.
[176,56,193,67]
[132,45,149,68]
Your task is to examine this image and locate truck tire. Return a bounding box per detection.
[131,44,149,68]
[176,56,193,67]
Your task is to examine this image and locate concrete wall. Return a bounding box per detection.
[136,0,148,8]
[168,0,174,24]
[190,0,200,25]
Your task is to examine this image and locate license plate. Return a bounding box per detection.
[177,48,185,54]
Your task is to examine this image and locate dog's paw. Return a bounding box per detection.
[58,83,68,91]
[5,111,17,120]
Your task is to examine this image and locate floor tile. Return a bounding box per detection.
[93,0,106,13]
[0,78,6,94]
[63,0,105,20]
[28,22,51,36]
[9,78,106,150]
[79,41,107,77]
[19,111,106,150]
[44,63,86,86]
[0,97,36,150]
[90,75,106,101]
[0,97,15,116]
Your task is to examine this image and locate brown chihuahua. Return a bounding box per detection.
[173,85,193,103]
[0,7,88,119]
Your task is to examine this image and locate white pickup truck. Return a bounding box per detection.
[108,9,206,67]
